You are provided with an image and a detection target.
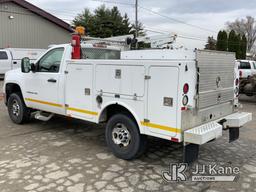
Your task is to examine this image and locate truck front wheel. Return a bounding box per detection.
[7,93,31,124]
[105,114,147,160]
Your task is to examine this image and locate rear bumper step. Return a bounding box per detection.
[224,112,252,128]
[183,112,252,164]
[184,122,222,145]
[184,112,252,145]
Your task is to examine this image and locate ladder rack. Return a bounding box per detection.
[80,35,131,48]
[79,33,178,50]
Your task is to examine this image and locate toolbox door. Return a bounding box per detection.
[65,63,95,120]
[147,66,179,137]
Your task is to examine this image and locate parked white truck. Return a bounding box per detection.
[237,60,256,79]
[0,48,46,78]
[2,34,252,163]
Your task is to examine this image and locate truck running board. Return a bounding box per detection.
[33,111,54,122]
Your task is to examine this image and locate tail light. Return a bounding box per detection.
[183,83,189,94]
[234,87,239,96]
[239,71,242,78]
[182,95,189,106]
[182,83,189,108]
[235,78,239,86]
[235,78,239,97]
[71,34,81,59]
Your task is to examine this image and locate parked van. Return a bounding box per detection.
[0,48,46,78]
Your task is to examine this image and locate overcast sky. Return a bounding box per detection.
[27,0,256,49]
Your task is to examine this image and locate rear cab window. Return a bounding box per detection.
[81,48,120,60]
[239,61,251,69]
[0,51,8,60]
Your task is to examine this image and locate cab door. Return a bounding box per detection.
[23,48,64,114]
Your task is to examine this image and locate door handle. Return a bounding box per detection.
[47,78,57,83]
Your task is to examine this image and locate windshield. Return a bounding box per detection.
[239,62,251,69]
[81,48,120,60]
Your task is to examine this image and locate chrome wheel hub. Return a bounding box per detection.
[12,100,20,117]
[112,123,131,147]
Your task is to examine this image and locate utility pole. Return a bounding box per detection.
[135,0,139,49]
[135,0,138,38]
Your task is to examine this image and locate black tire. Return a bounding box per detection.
[7,93,31,124]
[105,114,147,160]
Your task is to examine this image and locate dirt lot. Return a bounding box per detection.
[0,80,255,192]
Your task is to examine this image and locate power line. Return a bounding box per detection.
[144,25,208,41]
[90,0,218,34]
[92,0,134,6]
[139,6,218,34]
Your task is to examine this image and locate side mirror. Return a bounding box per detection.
[21,57,31,73]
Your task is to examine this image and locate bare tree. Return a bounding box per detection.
[226,16,256,52]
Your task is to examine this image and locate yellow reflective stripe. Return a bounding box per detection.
[67,107,98,116]
[25,98,63,108]
[25,98,98,116]
[141,122,181,134]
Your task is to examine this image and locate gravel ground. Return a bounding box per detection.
[0,80,255,192]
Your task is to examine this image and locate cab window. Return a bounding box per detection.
[239,62,251,69]
[81,48,120,59]
[38,48,64,73]
[0,51,8,60]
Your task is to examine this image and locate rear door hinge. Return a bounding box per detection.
[145,75,151,80]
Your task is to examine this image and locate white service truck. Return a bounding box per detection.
[0,48,46,78]
[237,60,256,79]
[3,35,252,163]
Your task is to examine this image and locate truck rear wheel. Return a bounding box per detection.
[7,93,31,124]
[105,114,147,160]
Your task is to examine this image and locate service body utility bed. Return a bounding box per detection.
[3,41,252,162]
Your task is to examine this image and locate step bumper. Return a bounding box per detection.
[184,122,222,145]
[184,112,252,145]
[224,112,252,128]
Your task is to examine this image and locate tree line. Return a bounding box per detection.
[205,30,247,59]
[72,6,254,58]
[72,5,144,38]
[205,16,256,60]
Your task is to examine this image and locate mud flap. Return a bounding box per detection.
[183,144,199,164]
[229,128,240,143]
